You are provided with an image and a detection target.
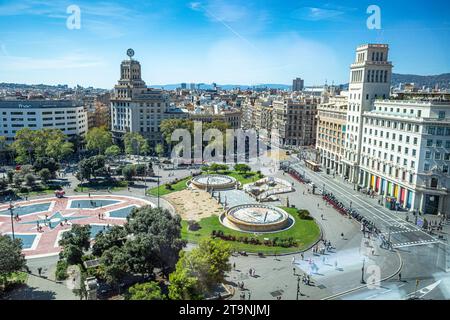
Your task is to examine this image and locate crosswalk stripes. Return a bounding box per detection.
[392,239,439,249]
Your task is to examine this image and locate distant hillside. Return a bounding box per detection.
[391,73,450,89]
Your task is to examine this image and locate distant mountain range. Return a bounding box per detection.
[391,73,450,89]
[151,73,450,91]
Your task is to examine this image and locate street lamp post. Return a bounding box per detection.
[9,201,15,240]
[361,259,366,284]
[293,268,302,300]
[157,156,160,209]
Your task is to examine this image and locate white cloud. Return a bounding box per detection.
[292,7,346,21]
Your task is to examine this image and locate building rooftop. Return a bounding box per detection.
[0,100,81,109]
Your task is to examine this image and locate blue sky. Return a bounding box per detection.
[0,0,449,88]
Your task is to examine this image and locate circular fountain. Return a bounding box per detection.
[191,174,237,190]
[221,204,293,233]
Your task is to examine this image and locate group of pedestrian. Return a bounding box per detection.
[239,291,251,300]
[98,212,106,220]
[237,281,245,290]
[302,274,311,286]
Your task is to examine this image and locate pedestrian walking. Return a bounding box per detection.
[398,273,402,282]
[341,232,344,239]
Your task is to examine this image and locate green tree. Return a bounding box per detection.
[60,244,83,265]
[77,155,108,182]
[105,145,121,159]
[6,170,14,184]
[24,174,36,187]
[92,225,127,257]
[11,128,73,164]
[33,157,60,176]
[155,143,165,157]
[234,163,251,174]
[100,246,129,288]
[168,251,203,300]
[127,281,166,300]
[85,127,112,155]
[209,163,228,173]
[124,132,150,156]
[11,128,36,164]
[188,239,231,291]
[0,235,26,285]
[46,138,73,162]
[59,225,91,265]
[125,207,186,276]
[160,119,193,145]
[122,165,136,182]
[13,174,23,188]
[39,168,52,185]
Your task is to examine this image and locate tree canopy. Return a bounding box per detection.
[0,235,26,281]
[124,132,150,156]
[127,281,166,300]
[85,127,112,155]
[11,128,73,164]
[168,239,231,299]
[76,155,109,181]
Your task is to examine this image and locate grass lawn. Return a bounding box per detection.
[74,180,128,192]
[17,184,61,197]
[203,170,263,185]
[181,207,320,254]
[147,176,191,197]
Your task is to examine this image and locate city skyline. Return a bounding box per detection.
[0,0,449,88]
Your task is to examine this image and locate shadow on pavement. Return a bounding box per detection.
[3,285,57,300]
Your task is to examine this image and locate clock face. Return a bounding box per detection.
[127,48,135,58]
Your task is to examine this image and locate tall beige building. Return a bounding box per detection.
[110,49,186,146]
[316,94,348,174]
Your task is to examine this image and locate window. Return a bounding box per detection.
[425,151,431,159]
[428,127,435,135]
[436,140,443,147]
[439,111,446,119]
[424,163,430,171]
[427,139,433,147]
[435,152,441,160]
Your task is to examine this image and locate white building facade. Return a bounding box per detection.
[359,100,450,214]
[0,100,87,142]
